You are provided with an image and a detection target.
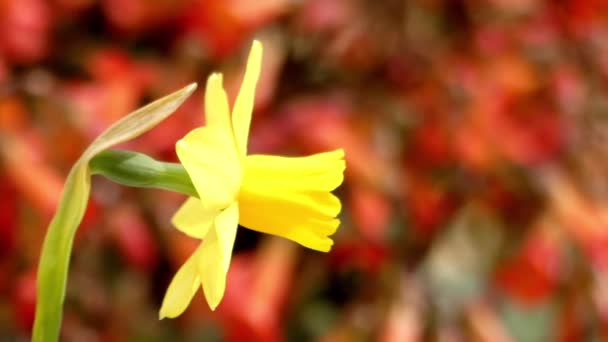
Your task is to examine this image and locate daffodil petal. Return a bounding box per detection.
[171,197,216,239]
[214,201,239,272]
[197,220,236,310]
[245,149,346,192]
[204,73,231,130]
[159,245,204,319]
[232,40,262,156]
[176,125,241,211]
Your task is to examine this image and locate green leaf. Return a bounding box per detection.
[32,83,197,342]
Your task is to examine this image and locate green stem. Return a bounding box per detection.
[89,149,198,198]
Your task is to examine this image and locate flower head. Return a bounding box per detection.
[159,41,345,318]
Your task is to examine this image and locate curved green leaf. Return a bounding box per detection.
[32,83,197,342]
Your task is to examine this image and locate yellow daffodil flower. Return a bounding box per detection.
[159,41,345,318]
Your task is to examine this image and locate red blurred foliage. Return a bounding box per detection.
[295,0,387,70]
[52,0,94,14]
[0,174,17,258]
[558,294,587,342]
[348,184,391,242]
[0,56,7,83]
[11,271,37,333]
[406,176,458,239]
[0,0,52,64]
[64,48,158,139]
[408,115,454,169]
[106,204,158,272]
[102,0,186,34]
[0,93,28,133]
[1,130,64,220]
[221,240,294,342]
[494,224,562,306]
[488,100,564,166]
[2,0,608,340]
[546,172,608,271]
[296,0,353,33]
[180,0,289,59]
[330,241,388,275]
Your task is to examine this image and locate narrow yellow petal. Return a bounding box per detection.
[232,40,263,156]
[176,125,241,211]
[214,202,239,272]
[197,220,237,310]
[159,245,204,319]
[171,197,216,239]
[204,73,231,129]
[245,149,346,192]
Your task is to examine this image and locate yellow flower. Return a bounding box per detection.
[159,41,345,318]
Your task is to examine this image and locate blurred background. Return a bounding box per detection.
[1,0,608,340]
